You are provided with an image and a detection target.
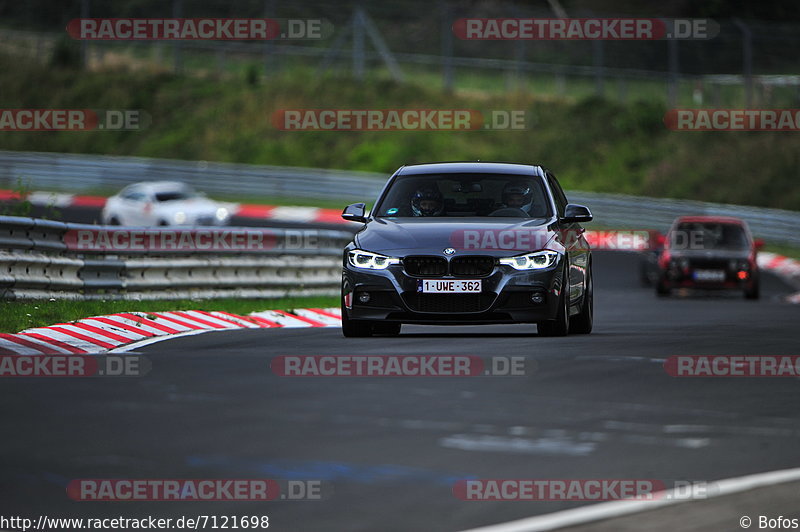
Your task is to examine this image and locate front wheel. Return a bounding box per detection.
[538,284,570,337]
[341,296,373,337]
[373,323,401,336]
[744,280,760,300]
[656,278,671,297]
[570,271,593,334]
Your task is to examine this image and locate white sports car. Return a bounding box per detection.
[101,181,232,226]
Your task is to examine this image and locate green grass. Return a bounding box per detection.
[1,51,799,211]
[763,243,800,261]
[0,295,339,334]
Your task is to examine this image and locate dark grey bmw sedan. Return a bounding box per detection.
[340,162,593,337]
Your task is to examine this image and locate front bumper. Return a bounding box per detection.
[342,260,565,325]
[659,265,758,290]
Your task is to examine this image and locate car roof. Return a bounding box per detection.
[397,162,543,176]
[673,216,746,226]
[126,181,192,192]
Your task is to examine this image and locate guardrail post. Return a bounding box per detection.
[668,39,679,107]
[352,8,365,81]
[172,0,184,74]
[263,0,276,77]
[733,18,753,107]
[593,40,604,97]
[80,0,89,69]
[441,2,454,93]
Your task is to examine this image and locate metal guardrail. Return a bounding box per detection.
[0,150,385,203]
[567,191,800,247]
[0,215,351,300]
[1,150,799,246]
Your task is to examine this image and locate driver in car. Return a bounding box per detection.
[501,183,533,214]
[411,187,445,216]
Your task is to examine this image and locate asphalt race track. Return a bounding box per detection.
[1,251,798,532]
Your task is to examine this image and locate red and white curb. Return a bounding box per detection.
[757,252,800,303]
[0,308,342,355]
[0,189,347,225]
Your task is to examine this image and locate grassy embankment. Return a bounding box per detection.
[0,296,339,333]
[1,52,799,210]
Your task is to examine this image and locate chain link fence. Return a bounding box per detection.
[2,1,800,106]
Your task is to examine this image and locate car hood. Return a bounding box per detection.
[152,198,222,215]
[355,217,557,257]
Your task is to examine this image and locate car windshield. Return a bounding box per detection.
[670,222,750,250]
[374,174,552,218]
[154,188,197,202]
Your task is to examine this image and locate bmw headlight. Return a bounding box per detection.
[215,207,229,221]
[347,249,400,270]
[499,250,559,270]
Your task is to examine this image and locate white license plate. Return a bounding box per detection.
[418,279,482,293]
[693,269,725,282]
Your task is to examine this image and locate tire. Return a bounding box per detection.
[341,296,373,337]
[373,323,401,336]
[570,270,593,334]
[744,280,760,300]
[656,278,671,297]
[639,256,652,287]
[108,216,121,226]
[538,283,570,337]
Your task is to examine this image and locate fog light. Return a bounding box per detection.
[531,292,545,304]
[358,292,371,304]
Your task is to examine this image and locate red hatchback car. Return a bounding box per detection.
[656,216,763,299]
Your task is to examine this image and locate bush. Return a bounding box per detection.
[49,35,82,69]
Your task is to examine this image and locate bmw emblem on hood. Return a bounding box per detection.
[443,247,456,255]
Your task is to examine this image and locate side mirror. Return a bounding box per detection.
[342,202,367,223]
[754,238,765,250]
[561,204,593,223]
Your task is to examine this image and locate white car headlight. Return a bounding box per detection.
[215,207,229,221]
[499,250,559,270]
[173,211,187,224]
[348,249,400,270]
